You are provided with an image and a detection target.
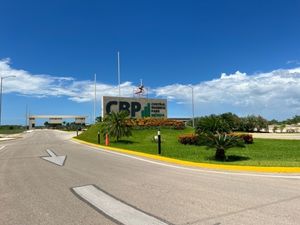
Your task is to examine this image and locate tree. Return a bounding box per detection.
[272,125,278,133]
[239,115,268,132]
[256,115,268,132]
[269,119,279,125]
[204,132,245,161]
[195,115,244,161]
[96,116,102,123]
[220,112,241,131]
[195,115,231,134]
[101,111,132,142]
[241,115,257,132]
[279,124,286,133]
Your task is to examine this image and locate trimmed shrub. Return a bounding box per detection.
[231,133,254,144]
[178,134,199,145]
[240,134,254,144]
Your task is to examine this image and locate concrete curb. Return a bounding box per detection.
[0,136,22,142]
[72,138,300,174]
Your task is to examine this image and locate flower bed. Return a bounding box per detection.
[126,118,185,129]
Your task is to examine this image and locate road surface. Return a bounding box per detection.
[0,130,299,225]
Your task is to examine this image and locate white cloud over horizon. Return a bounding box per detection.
[0,58,137,102]
[154,68,300,119]
[1,58,300,119]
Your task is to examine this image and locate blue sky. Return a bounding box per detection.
[1,0,300,125]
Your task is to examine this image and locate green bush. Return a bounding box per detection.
[195,115,231,134]
[203,132,245,161]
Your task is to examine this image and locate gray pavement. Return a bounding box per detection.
[0,130,299,225]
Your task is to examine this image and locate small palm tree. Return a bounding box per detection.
[204,132,245,161]
[279,124,286,133]
[101,110,132,142]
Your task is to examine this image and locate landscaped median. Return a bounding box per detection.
[74,125,300,173]
[72,138,300,173]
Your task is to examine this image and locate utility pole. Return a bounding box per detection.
[0,76,16,125]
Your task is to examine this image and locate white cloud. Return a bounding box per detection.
[154,68,300,119]
[0,58,137,103]
[287,59,300,65]
[2,58,300,119]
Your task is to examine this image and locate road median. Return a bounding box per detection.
[72,138,300,174]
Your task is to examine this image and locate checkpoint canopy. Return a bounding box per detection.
[102,96,167,119]
[28,115,87,129]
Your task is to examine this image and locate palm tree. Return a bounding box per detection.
[204,132,245,161]
[279,124,286,133]
[44,121,49,128]
[272,125,278,133]
[101,110,132,142]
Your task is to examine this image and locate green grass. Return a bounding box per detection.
[0,126,25,134]
[76,124,300,167]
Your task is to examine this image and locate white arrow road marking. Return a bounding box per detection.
[41,149,66,166]
[72,185,170,225]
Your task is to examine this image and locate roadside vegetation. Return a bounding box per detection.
[76,112,300,167]
[44,121,87,131]
[0,125,25,134]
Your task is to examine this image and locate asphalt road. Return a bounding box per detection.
[1,130,300,225]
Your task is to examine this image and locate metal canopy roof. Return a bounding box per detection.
[29,115,87,119]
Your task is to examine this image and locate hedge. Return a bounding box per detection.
[126,118,185,129]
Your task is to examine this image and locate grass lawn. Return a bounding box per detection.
[0,126,25,135]
[76,124,300,167]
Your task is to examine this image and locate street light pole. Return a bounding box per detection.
[0,75,16,125]
[117,51,121,97]
[189,85,195,128]
[94,73,97,124]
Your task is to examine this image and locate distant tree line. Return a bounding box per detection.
[44,121,86,131]
[268,115,300,125]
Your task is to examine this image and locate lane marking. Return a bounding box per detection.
[72,185,171,225]
[70,140,300,180]
[41,149,67,166]
[0,145,7,155]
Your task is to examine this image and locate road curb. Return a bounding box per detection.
[0,137,19,142]
[72,138,300,174]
